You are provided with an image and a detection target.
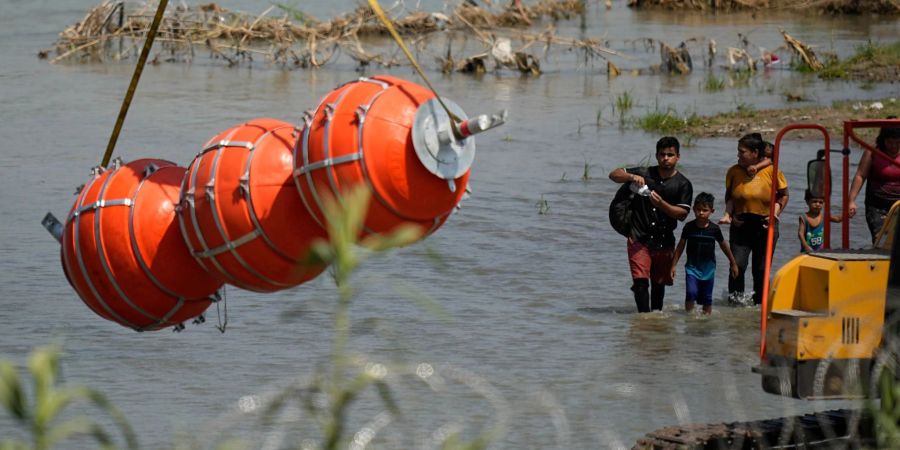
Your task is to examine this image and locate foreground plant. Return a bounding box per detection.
[0,345,137,450]
[256,186,505,450]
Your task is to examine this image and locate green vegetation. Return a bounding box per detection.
[535,194,551,215]
[2,187,504,449]
[870,367,900,448]
[0,345,137,450]
[664,97,899,139]
[581,159,593,181]
[635,107,703,135]
[817,41,900,82]
[614,91,635,113]
[702,75,726,92]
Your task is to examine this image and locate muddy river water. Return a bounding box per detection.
[1,1,898,448]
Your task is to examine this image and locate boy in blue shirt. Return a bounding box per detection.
[671,193,739,314]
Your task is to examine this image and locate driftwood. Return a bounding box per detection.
[781,30,823,70]
[726,47,756,71]
[660,42,692,74]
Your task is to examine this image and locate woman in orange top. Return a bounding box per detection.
[718,133,789,305]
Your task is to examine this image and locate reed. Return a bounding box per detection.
[702,75,726,92]
[614,91,635,113]
[536,194,551,215]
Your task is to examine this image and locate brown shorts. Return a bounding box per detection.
[627,238,675,286]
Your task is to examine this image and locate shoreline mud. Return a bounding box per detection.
[676,98,899,140]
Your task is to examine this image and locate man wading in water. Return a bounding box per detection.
[609,137,693,312]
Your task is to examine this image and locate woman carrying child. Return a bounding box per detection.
[718,133,789,305]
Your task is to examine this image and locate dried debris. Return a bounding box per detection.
[781,30,823,71]
[660,42,692,74]
[42,0,610,75]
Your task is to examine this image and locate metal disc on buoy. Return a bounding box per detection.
[411,97,475,181]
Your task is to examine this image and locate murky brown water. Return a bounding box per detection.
[1,1,897,448]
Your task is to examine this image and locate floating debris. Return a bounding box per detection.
[42,0,615,74]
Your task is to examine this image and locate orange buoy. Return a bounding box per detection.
[61,159,221,331]
[294,76,474,239]
[179,118,328,292]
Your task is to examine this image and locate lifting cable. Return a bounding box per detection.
[100,0,169,167]
[367,0,464,139]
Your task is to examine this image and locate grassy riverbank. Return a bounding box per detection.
[816,41,900,82]
[637,98,899,139]
[627,0,900,14]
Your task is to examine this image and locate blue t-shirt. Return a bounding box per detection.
[680,220,724,281]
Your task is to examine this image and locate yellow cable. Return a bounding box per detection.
[367,0,463,136]
[101,0,170,167]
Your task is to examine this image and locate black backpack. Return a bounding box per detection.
[609,182,636,238]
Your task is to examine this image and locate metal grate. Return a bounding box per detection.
[842,317,860,344]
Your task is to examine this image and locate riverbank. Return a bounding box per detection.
[627,0,900,14]
[641,97,899,140]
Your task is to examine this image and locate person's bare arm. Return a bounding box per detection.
[774,188,789,220]
[648,191,689,220]
[748,157,772,176]
[719,199,734,224]
[609,168,645,186]
[848,151,872,218]
[798,216,813,253]
[671,238,686,279]
[718,240,739,279]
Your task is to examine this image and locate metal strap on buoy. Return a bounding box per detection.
[67,162,142,330]
[181,133,275,291]
[63,159,219,331]
[179,131,256,290]
[179,119,327,292]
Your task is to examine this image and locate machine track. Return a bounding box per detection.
[633,409,875,449]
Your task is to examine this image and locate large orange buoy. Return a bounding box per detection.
[294,76,476,239]
[179,118,328,292]
[61,159,222,331]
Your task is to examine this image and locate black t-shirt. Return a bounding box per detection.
[625,166,693,249]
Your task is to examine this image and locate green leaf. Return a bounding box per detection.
[28,345,61,405]
[0,362,27,421]
[43,416,104,449]
[33,389,73,430]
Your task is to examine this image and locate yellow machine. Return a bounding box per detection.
[754,119,900,399]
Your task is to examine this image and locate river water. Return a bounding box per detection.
[1,1,898,448]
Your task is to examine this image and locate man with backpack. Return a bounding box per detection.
[608,137,693,313]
